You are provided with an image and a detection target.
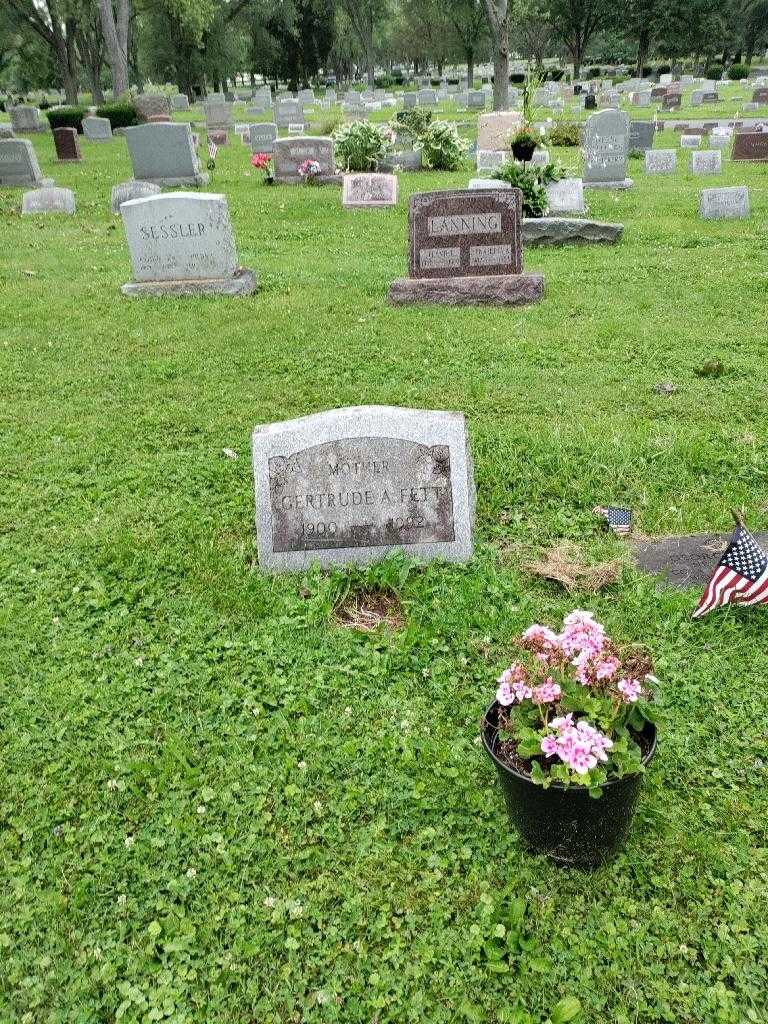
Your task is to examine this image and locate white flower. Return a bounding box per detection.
[263,896,277,908]
[297,761,307,771]
[313,800,323,813]
[186,867,197,879]
[117,894,127,907]
[124,835,135,849]
[106,778,119,791]
[197,805,206,815]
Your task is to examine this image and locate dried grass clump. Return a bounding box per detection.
[524,540,621,593]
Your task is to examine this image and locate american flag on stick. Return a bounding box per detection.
[594,506,632,536]
[208,140,218,162]
[693,513,768,618]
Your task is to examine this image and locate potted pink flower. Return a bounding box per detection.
[251,152,274,184]
[481,610,658,866]
[298,158,322,184]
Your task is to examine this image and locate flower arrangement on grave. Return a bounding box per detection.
[333,120,393,171]
[251,152,274,184]
[510,65,546,162]
[491,160,564,217]
[413,120,469,171]
[489,611,657,792]
[298,158,322,184]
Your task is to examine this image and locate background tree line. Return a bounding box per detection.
[2,0,767,108]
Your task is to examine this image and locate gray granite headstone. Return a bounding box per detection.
[342,172,398,207]
[583,109,632,188]
[171,94,190,111]
[468,178,511,189]
[204,102,234,130]
[699,186,750,219]
[110,179,161,214]
[120,191,256,297]
[691,150,722,174]
[0,138,47,186]
[629,120,655,153]
[251,406,476,571]
[545,178,586,214]
[10,105,46,133]
[82,115,112,141]
[275,99,302,128]
[680,134,701,149]
[273,136,338,184]
[249,122,278,153]
[124,123,208,186]
[645,149,676,173]
[21,186,75,214]
[134,93,172,121]
[0,123,15,139]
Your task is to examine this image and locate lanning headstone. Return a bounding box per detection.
[251,406,476,571]
[120,192,256,297]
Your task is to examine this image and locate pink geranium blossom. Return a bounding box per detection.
[573,650,621,686]
[617,677,642,703]
[522,624,563,663]
[532,678,562,703]
[540,715,613,774]
[559,610,606,658]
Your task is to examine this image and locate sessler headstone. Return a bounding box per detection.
[21,186,75,215]
[388,188,544,306]
[583,108,633,189]
[120,192,257,297]
[699,186,750,220]
[342,172,398,208]
[124,122,208,186]
[251,406,476,571]
[53,126,81,161]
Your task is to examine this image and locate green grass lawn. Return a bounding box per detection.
[1,125,768,1024]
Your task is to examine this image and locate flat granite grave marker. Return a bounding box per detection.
[53,127,81,161]
[0,124,15,139]
[476,149,507,173]
[249,123,277,153]
[120,192,256,297]
[633,533,768,589]
[171,94,190,111]
[731,131,768,161]
[691,150,722,174]
[251,406,476,571]
[82,116,112,142]
[753,88,768,105]
[273,136,339,184]
[545,177,586,214]
[110,179,161,213]
[699,186,750,219]
[661,93,682,111]
[388,188,544,306]
[342,172,398,208]
[0,138,49,186]
[583,109,633,189]
[124,123,208,186]
[21,186,75,214]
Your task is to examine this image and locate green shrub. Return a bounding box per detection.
[510,73,525,84]
[587,66,602,79]
[395,108,433,137]
[95,102,139,130]
[333,120,391,171]
[414,120,468,171]
[491,161,562,217]
[318,117,342,136]
[705,63,724,80]
[546,68,565,82]
[547,121,581,147]
[657,64,671,75]
[728,62,749,80]
[45,106,87,132]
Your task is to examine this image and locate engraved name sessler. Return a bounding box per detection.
[138,221,207,240]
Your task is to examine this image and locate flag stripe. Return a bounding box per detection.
[693,567,734,617]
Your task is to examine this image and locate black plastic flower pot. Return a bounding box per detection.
[482,701,657,867]
[511,140,537,162]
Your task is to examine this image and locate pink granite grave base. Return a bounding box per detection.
[387,273,544,307]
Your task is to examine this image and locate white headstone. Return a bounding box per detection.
[691,150,722,174]
[546,178,586,214]
[699,186,750,219]
[21,186,75,214]
[645,149,677,173]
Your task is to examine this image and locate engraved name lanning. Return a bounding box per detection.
[428,213,501,236]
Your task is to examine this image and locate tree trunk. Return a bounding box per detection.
[98,0,130,98]
[484,0,509,110]
[466,48,474,87]
[635,27,649,77]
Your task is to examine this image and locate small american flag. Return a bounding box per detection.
[208,140,218,162]
[693,521,768,618]
[594,506,632,535]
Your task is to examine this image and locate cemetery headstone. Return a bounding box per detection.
[476,149,507,173]
[388,188,544,306]
[752,88,768,105]
[21,186,75,215]
[545,178,586,214]
[645,149,677,173]
[680,134,701,148]
[477,111,522,151]
[124,123,208,186]
[134,94,172,122]
[468,179,511,189]
[208,130,228,146]
[171,94,190,111]
[249,123,278,153]
[273,136,339,185]
[0,124,15,139]
[584,95,597,110]
[662,93,682,111]
[0,138,49,187]
[204,102,234,130]
[82,116,112,141]
[120,191,256,297]
[732,131,768,161]
[699,186,750,220]
[691,150,722,174]
[629,120,655,152]
[110,179,161,214]
[250,406,476,571]
[275,99,303,128]
[53,127,81,161]
[467,90,486,109]
[9,105,46,133]
[583,108,632,189]
[342,173,398,208]
[701,91,719,103]
[417,90,437,106]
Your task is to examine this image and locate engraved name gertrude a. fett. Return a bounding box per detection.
[428,212,502,236]
[139,221,207,240]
